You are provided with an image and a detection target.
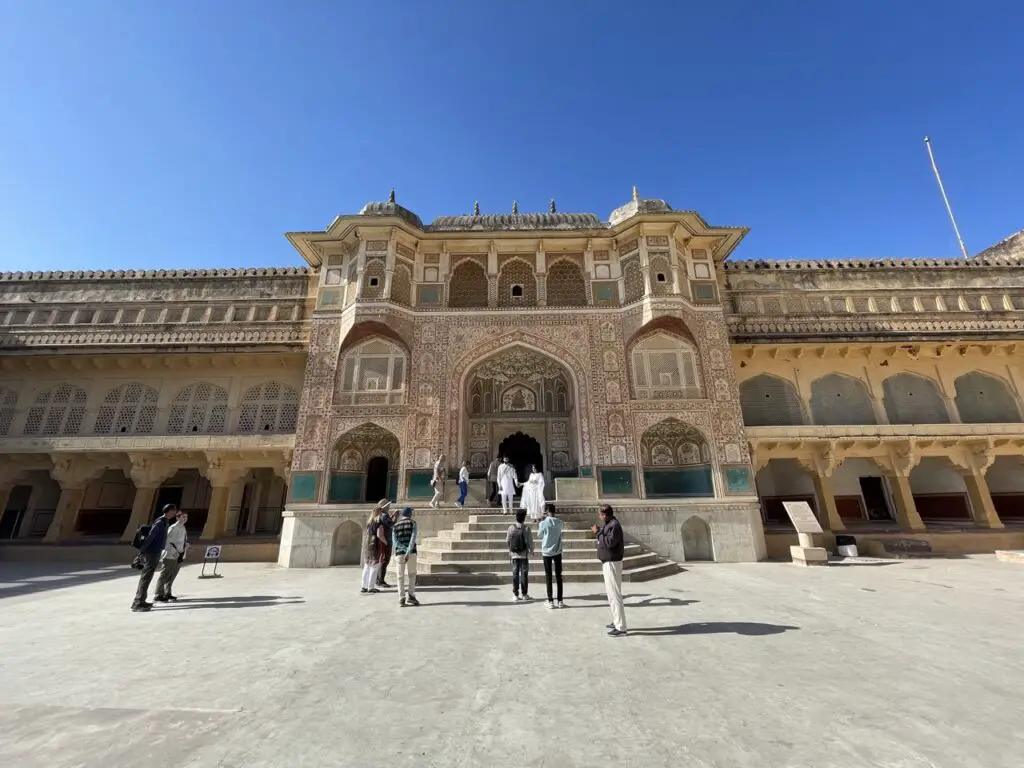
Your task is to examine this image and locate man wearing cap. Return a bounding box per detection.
[131,503,178,612]
[392,506,420,607]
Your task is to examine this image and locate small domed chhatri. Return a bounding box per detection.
[1,189,1022,577]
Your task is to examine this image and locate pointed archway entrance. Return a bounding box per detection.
[328,423,400,503]
[461,345,578,480]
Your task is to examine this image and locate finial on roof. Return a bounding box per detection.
[549,198,556,213]
[388,189,396,204]
[632,185,639,202]
[473,200,480,216]
[512,200,519,215]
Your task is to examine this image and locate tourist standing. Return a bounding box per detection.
[154,510,189,603]
[506,509,533,601]
[592,504,627,636]
[538,502,564,609]
[457,460,470,507]
[519,464,545,522]
[131,503,178,612]
[486,455,500,507]
[497,457,519,515]
[360,504,389,593]
[376,500,395,588]
[430,453,445,508]
[392,506,420,607]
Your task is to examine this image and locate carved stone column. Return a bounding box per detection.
[43,455,102,542]
[200,456,249,540]
[956,444,1003,529]
[798,447,845,532]
[119,455,176,542]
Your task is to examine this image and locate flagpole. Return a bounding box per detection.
[924,136,969,258]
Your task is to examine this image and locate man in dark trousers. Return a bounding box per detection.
[486,455,500,507]
[376,500,395,588]
[132,504,178,612]
[592,504,627,636]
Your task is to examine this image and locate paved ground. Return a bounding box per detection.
[2,556,1023,768]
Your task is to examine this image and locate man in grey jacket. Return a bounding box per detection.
[154,510,188,603]
[592,504,627,636]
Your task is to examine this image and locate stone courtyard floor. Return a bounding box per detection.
[2,557,1023,768]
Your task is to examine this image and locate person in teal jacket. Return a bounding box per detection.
[537,502,565,608]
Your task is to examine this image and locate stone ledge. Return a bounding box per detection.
[0,433,295,454]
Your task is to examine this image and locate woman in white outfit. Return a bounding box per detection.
[430,454,445,508]
[519,464,545,522]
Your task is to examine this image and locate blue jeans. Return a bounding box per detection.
[457,480,468,505]
[511,557,529,596]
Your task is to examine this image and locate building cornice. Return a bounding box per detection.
[724,256,1023,271]
[0,267,312,283]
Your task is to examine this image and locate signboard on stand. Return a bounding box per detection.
[199,545,223,579]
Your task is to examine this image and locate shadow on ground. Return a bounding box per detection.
[0,564,133,599]
[160,595,305,610]
[629,622,799,636]
[418,592,699,608]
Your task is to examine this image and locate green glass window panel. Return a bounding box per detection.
[319,289,340,306]
[643,467,714,498]
[691,282,718,302]
[387,472,399,503]
[724,466,753,493]
[328,472,362,503]
[417,286,441,306]
[289,472,319,502]
[578,466,594,478]
[406,470,435,499]
[599,468,635,496]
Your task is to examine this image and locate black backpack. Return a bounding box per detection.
[508,524,528,555]
[131,523,151,550]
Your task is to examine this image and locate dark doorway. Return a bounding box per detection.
[236,483,255,534]
[154,487,183,520]
[497,432,543,488]
[365,457,389,502]
[0,485,33,539]
[859,477,894,521]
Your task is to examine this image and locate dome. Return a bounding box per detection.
[608,196,674,226]
[358,200,424,228]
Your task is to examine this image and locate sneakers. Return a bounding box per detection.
[557,600,566,609]
[368,588,380,594]
[131,604,151,612]
[153,595,169,603]
[608,629,628,637]
[399,598,407,607]
[521,595,533,602]
[165,595,178,602]
[378,582,392,589]
[360,588,368,594]
[546,601,556,610]
[606,623,615,629]
[512,594,522,602]
[406,596,420,606]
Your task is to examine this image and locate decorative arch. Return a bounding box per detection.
[23,383,88,436]
[882,373,949,424]
[238,382,299,433]
[329,422,401,503]
[954,371,1021,423]
[628,331,703,400]
[338,320,411,357]
[546,259,587,307]
[448,259,488,308]
[94,382,159,435]
[168,382,229,434]
[336,337,406,406]
[332,520,363,565]
[810,374,877,425]
[449,334,591,466]
[623,260,644,303]
[392,263,412,306]
[681,516,714,561]
[739,374,805,427]
[0,387,17,436]
[640,419,714,498]
[497,258,537,306]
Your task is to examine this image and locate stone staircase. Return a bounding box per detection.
[416,512,681,585]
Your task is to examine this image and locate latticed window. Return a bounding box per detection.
[449,260,488,308]
[740,375,805,426]
[94,383,159,434]
[392,264,412,306]
[546,260,587,307]
[238,382,300,433]
[954,372,1021,423]
[623,260,644,303]
[168,382,229,434]
[337,339,406,405]
[630,333,703,399]
[362,260,385,299]
[649,255,671,296]
[23,384,88,436]
[882,374,950,425]
[810,374,877,425]
[0,388,17,436]
[497,259,536,307]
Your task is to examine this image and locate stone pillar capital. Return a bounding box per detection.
[48,454,104,489]
[127,453,176,488]
[883,442,919,478]
[204,454,249,488]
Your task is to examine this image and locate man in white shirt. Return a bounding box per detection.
[457,460,470,507]
[154,510,188,603]
[496,457,519,516]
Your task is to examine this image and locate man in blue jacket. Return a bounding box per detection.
[132,504,178,612]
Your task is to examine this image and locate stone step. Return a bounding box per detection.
[424,537,617,551]
[417,552,662,572]
[452,522,594,536]
[415,561,682,586]
[418,545,649,564]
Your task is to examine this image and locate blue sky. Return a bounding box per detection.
[1,0,1021,270]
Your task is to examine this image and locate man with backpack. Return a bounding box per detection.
[131,503,178,612]
[506,509,533,601]
[154,510,189,602]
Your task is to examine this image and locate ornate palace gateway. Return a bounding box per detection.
[1,191,1023,568]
